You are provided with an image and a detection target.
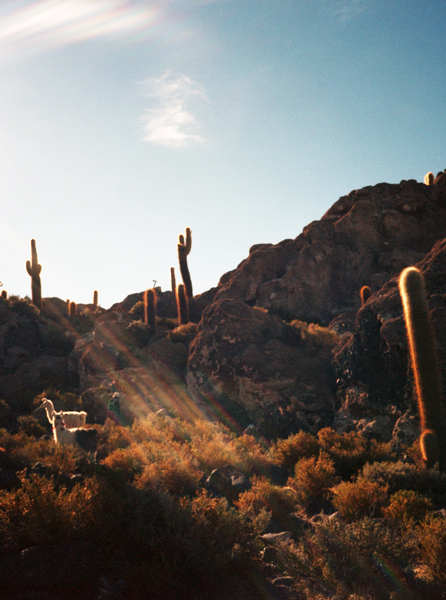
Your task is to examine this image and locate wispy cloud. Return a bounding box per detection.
[330,0,370,22]
[141,72,208,148]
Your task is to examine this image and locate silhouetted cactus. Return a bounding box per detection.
[1,290,7,299]
[360,285,371,306]
[399,266,446,470]
[69,301,77,317]
[176,284,189,325]
[170,267,176,293]
[93,290,98,307]
[26,239,42,309]
[144,288,157,331]
[424,172,434,185]
[178,227,193,298]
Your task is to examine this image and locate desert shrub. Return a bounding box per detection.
[317,427,393,480]
[168,322,197,344]
[121,485,261,593]
[101,445,146,481]
[127,320,153,347]
[290,319,340,352]
[129,300,144,320]
[229,432,276,476]
[131,413,191,447]
[134,444,201,496]
[0,472,103,553]
[275,517,417,600]
[16,415,46,438]
[7,295,39,318]
[98,419,134,453]
[331,478,389,522]
[179,491,261,573]
[187,420,241,473]
[235,477,298,526]
[272,430,320,469]
[416,514,446,584]
[289,453,339,509]
[361,460,446,498]
[383,489,433,527]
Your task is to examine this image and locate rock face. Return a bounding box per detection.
[187,299,337,438]
[333,237,446,442]
[213,179,446,323]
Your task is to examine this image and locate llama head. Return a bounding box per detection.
[52,412,66,430]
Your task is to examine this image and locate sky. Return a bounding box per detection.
[1,0,445,309]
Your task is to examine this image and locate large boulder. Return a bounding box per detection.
[187,299,338,438]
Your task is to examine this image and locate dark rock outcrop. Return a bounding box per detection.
[212,180,446,323]
[187,299,337,438]
[333,237,446,440]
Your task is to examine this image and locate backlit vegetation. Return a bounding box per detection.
[1,407,446,599]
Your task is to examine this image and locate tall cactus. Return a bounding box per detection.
[26,239,42,309]
[144,288,157,331]
[176,284,189,325]
[93,290,98,307]
[398,266,446,470]
[178,227,193,298]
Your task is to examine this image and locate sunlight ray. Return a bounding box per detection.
[0,0,163,58]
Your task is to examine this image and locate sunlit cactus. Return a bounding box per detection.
[144,288,157,331]
[25,238,42,309]
[178,227,193,298]
[399,266,446,470]
[424,172,434,185]
[360,285,371,306]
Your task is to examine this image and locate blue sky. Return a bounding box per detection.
[1,0,445,309]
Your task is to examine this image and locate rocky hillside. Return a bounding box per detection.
[1,173,446,445]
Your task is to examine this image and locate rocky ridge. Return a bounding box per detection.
[1,174,446,446]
